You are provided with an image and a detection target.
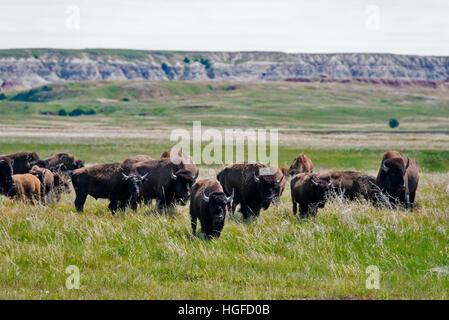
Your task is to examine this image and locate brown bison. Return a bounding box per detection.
[291,173,332,217]
[189,179,234,238]
[279,167,289,176]
[217,162,284,219]
[0,152,41,174]
[273,167,287,204]
[71,163,148,214]
[317,170,381,203]
[376,151,419,209]
[44,153,85,173]
[30,165,54,204]
[287,153,314,176]
[52,172,71,202]
[161,148,198,178]
[0,162,42,204]
[135,158,199,212]
[122,155,153,167]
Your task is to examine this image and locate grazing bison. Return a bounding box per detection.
[122,155,153,167]
[317,170,381,203]
[0,152,41,174]
[135,158,199,212]
[45,153,84,173]
[0,159,14,195]
[189,179,234,238]
[291,173,331,217]
[52,172,71,202]
[376,151,419,209]
[161,148,198,179]
[217,162,284,219]
[287,153,314,176]
[71,163,147,214]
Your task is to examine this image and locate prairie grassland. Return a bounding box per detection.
[0,172,448,299]
[0,80,448,299]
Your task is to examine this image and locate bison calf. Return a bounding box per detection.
[291,173,331,217]
[11,174,42,204]
[190,179,234,238]
[287,153,314,176]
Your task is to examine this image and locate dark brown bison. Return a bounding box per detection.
[0,152,41,174]
[71,163,148,214]
[135,158,199,212]
[217,162,284,219]
[122,155,153,167]
[317,170,381,203]
[376,151,419,209]
[44,153,84,173]
[189,179,234,238]
[161,148,198,178]
[291,173,332,217]
[30,165,54,204]
[287,153,314,176]
[0,159,14,195]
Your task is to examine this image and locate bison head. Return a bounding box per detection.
[254,171,284,210]
[170,169,197,205]
[121,172,149,200]
[310,176,332,209]
[0,159,14,195]
[379,158,409,203]
[201,189,234,237]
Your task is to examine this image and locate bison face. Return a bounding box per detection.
[171,169,194,205]
[310,177,331,208]
[202,190,233,237]
[380,159,407,202]
[0,160,14,194]
[254,173,284,210]
[122,173,148,200]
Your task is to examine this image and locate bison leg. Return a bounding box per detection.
[108,198,119,214]
[240,204,252,220]
[191,216,197,235]
[292,201,298,215]
[74,192,87,212]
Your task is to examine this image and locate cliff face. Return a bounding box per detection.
[0,49,448,90]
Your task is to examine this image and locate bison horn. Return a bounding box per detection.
[381,162,389,172]
[141,172,149,180]
[311,178,319,186]
[194,169,199,180]
[226,189,235,203]
[276,175,284,184]
[405,158,410,169]
[171,170,177,180]
[121,173,130,180]
[201,190,210,203]
[253,172,260,183]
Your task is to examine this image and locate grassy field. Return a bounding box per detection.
[0,80,448,299]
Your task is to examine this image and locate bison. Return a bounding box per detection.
[30,165,54,204]
[0,161,41,204]
[273,166,287,204]
[217,162,284,219]
[291,173,332,217]
[44,153,85,173]
[0,152,41,174]
[376,151,419,209]
[287,153,314,176]
[71,163,148,214]
[317,170,382,203]
[189,179,234,238]
[0,159,14,195]
[52,171,71,202]
[135,158,199,212]
[161,148,198,178]
[122,155,153,168]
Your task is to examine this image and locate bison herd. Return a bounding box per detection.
[0,149,419,239]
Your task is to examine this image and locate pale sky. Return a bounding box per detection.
[0,0,448,55]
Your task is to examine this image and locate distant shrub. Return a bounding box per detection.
[69,108,84,117]
[83,109,96,115]
[58,109,68,116]
[389,119,399,128]
[0,93,7,100]
[183,57,190,63]
[121,97,130,102]
[41,85,52,92]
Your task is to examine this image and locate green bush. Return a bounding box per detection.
[0,93,7,100]
[58,109,67,116]
[389,118,399,128]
